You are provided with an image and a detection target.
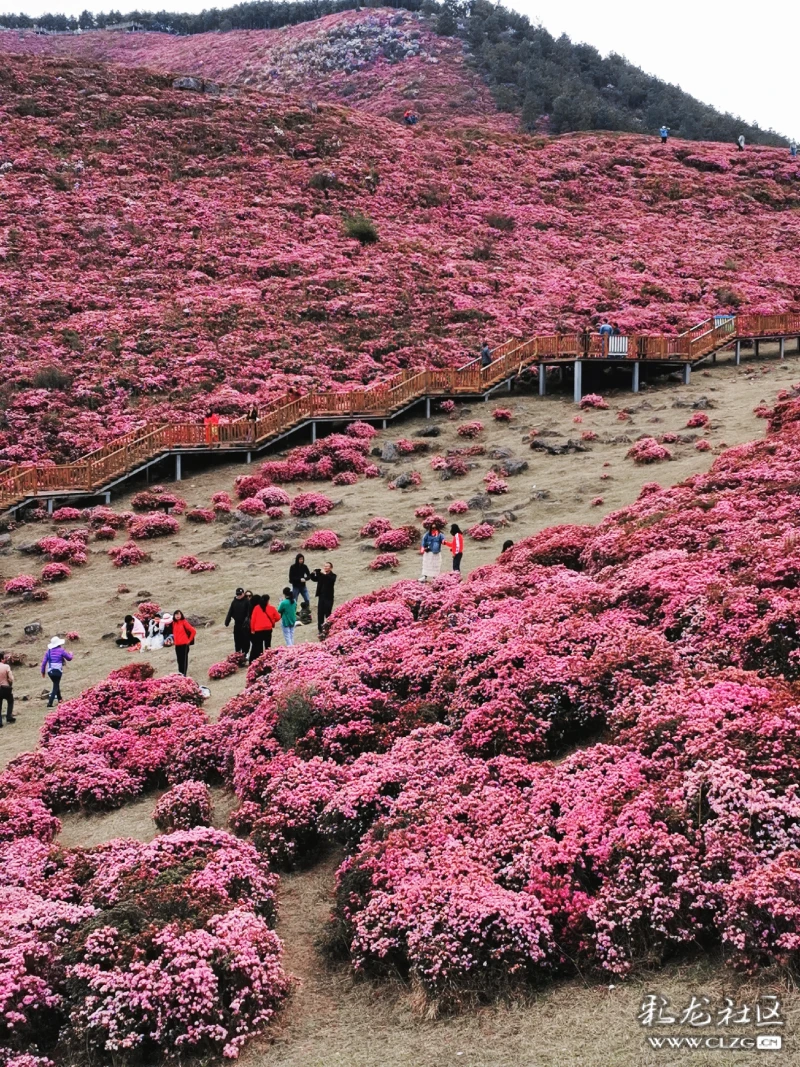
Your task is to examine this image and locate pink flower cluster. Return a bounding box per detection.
[457,421,484,438]
[492,408,514,421]
[185,507,216,523]
[369,553,400,571]
[40,563,71,583]
[627,437,673,464]
[4,574,39,596]
[467,522,495,540]
[127,512,180,540]
[289,493,335,517]
[375,527,414,551]
[131,487,186,513]
[108,542,149,567]
[360,516,393,537]
[176,555,217,573]
[579,393,609,410]
[302,529,340,550]
[152,780,213,831]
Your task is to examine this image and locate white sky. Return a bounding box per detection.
[3,0,797,139]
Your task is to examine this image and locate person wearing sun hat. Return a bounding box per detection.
[41,636,73,708]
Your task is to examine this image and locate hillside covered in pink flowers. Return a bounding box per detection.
[0,26,799,466]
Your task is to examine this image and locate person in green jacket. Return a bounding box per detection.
[278,587,297,647]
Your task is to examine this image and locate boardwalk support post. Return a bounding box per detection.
[104,492,111,505]
[508,377,513,393]
[754,339,760,358]
[780,338,785,359]
[573,360,582,404]
[246,452,252,464]
[382,419,387,430]
[632,362,640,393]
[425,398,431,419]
[683,363,691,386]
[175,454,182,482]
[538,364,546,396]
[311,422,317,444]
[735,341,741,365]
[47,498,54,515]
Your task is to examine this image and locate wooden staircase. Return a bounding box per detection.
[2,312,799,511]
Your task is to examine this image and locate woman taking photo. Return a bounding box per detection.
[171,610,197,677]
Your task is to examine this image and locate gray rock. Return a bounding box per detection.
[381,442,400,463]
[392,472,414,489]
[535,429,562,438]
[136,590,152,599]
[677,433,699,444]
[530,489,551,500]
[497,459,529,476]
[490,448,514,459]
[468,493,492,510]
[101,631,116,640]
[0,533,11,549]
[530,439,590,456]
[17,542,41,555]
[202,81,221,95]
[414,425,441,438]
[24,622,42,636]
[187,614,215,628]
[172,76,203,91]
[231,516,263,532]
[293,520,317,532]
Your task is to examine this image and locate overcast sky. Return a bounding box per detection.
[4,0,797,139]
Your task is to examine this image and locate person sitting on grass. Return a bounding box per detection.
[117,614,145,648]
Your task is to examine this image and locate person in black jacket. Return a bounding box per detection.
[309,561,337,636]
[224,587,251,656]
[289,554,312,622]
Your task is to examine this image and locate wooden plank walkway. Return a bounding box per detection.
[2,312,799,511]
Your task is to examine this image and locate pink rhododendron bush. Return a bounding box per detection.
[198,392,800,1001]
[0,51,799,465]
[0,828,288,1064]
[152,779,213,831]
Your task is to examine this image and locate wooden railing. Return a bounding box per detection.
[2,312,799,510]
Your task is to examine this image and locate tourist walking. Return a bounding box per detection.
[0,651,15,726]
[278,588,297,646]
[480,342,492,368]
[791,141,798,159]
[598,319,614,357]
[309,562,337,635]
[737,134,745,151]
[171,610,196,677]
[225,587,252,657]
[659,124,670,144]
[246,404,258,442]
[249,594,281,662]
[289,554,312,622]
[41,637,73,708]
[444,524,464,573]
[420,524,446,581]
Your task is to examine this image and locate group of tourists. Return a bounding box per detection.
[115,608,196,676]
[0,640,69,722]
[420,524,464,581]
[225,555,337,661]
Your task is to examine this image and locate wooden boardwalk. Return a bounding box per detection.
[2,312,799,511]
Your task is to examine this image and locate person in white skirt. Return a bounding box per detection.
[420,524,446,581]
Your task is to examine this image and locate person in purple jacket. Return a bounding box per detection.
[41,636,73,707]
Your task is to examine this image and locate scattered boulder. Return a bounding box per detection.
[490,448,514,459]
[101,631,117,641]
[530,489,551,500]
[414,425,441,438]
[172,76,203,92]
[381,442,400,463]
[392,472,415,489]
[468,493,492,510]
[495,459,529,476]
[17,542,40,555]
[531,439,590,456]
[187,614,214,628]
[136,590,152,599]
[24,622,42,637]
[202,82,221,96]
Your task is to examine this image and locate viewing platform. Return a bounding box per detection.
[2,312,799,513]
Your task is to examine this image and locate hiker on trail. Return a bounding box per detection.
[41,636,73,708]
[598,319,614,356]
[737,134,745,151]
[659,125,669,144]
[247,405,258,442]
[116,614,145,648]
[278,587,297,646]
[249,594,281,663]
[444,524,464,573]
[480,342,492,368]
[791,141,798,159]
[309,562,337,636]
[171,610,196,677]
[289,554,312,622]
[225,587,252,657]
[0,652,15,726]
[420,523,445,581]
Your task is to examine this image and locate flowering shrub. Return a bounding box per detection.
[185,507,216,523]
[302,530,340,550]
[153,781,213,830]
[256,486,291,508]
[421,514,447,531]
[414,505,435,519]
[66,631,80,642]
[388,471,422,489]
[234,475,268,501]
[686,411,710,427]
[236,497,267,517]
[269,540,289,553]
[93,525,116,540]
[492,408,513,421]
[0,797,61,844]
[266,506,285,519]
[579,393,608,410]
[695,438,712,452]
[135,601,161,625]
[176,555,217,573]
[127,512,180,540]
[332,471,358,486]
[660,432,679,443]
[581,430,598,441]
[369,553,400,571]
[87,506,126,530]
[212,492,232,513]
[346,421,379,440]
[457,421,484,438]
[360,516,392,537]
[108,542,150,567]
[50,507,83,522]
[626,438,673,464]
[40,563,71,583]
[130,487,186,513]
[4,574,39,596]
[439,400,456,414]
[35,536,84,563]
[375,528,413,551]
[290,493,335,517]
[591,496,604,507]
[448,500,469,514]
[364,464,381,478]
[468,522,495,540]
[485,475,509,495]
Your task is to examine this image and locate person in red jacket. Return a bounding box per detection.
[444,524,464,573]
[171,609,196,676]
[249,594,281,663]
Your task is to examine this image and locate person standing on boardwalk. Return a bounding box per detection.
[598,319,614,357]
[171,610,196,677]
[278,588,297,646]
[41,637,73,708]
[444,524,464,574]
[249,594,280,663]
[480,342,492,368]
[420,524,445,581]
[659,125,669,144]
[0,652,16,726]
[309,562,337,636]
[246,405,258,442]
[289,554,312,622]
[225,587,251,657]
